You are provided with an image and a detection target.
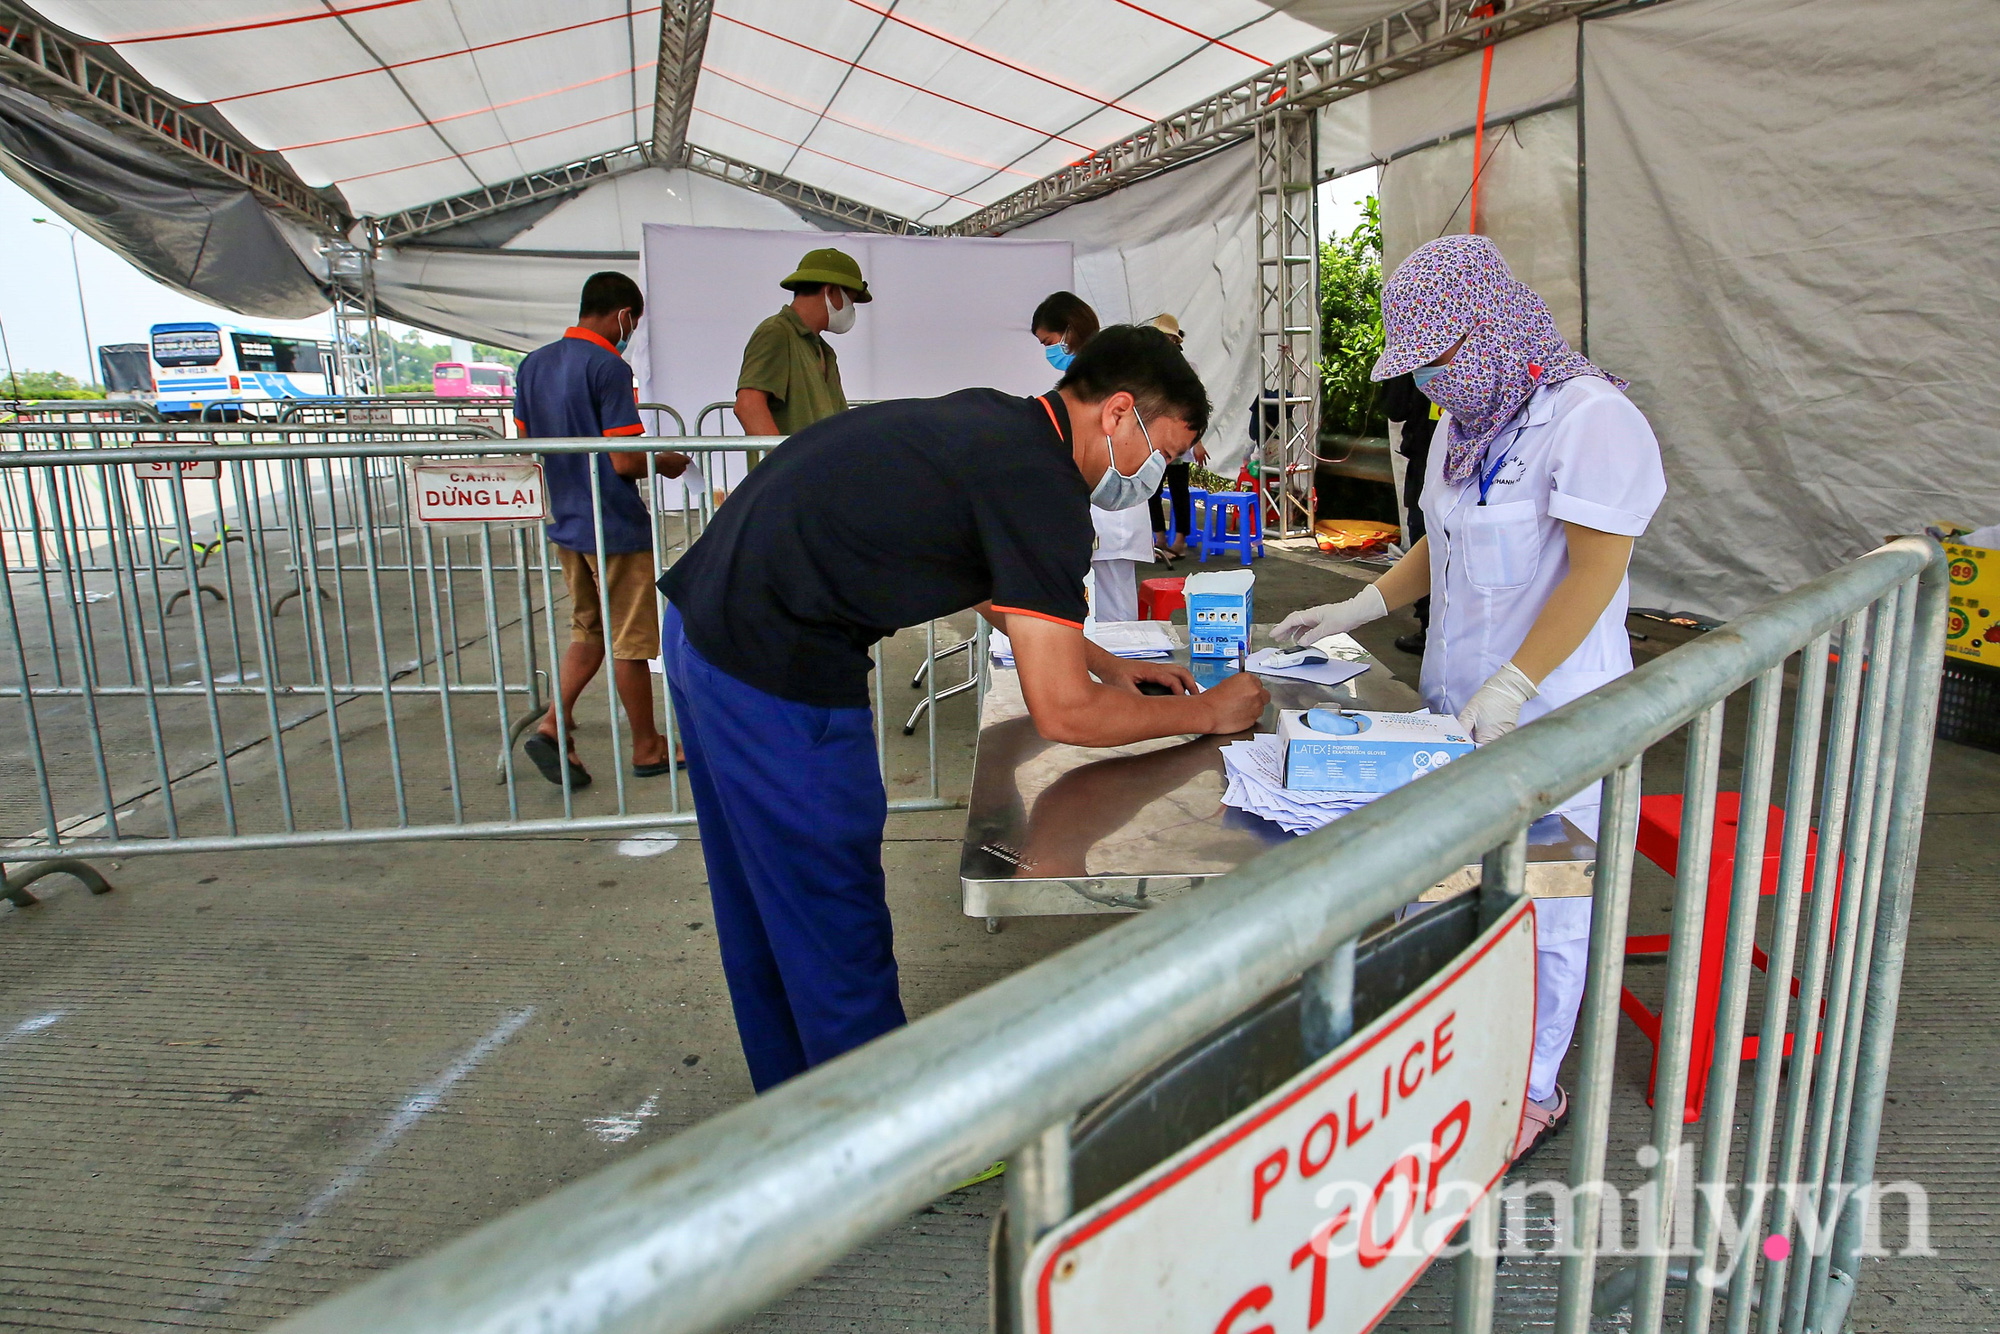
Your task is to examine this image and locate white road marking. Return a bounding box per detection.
[616,830,679,857]
[585,1093,659,1144]
[0,1010,66,1044]
[167,1006,535,1319]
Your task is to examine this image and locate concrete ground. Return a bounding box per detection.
[0,541,1992,1332]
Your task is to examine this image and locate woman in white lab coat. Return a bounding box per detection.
[1034,292,1154,621]
[1274,235,1666,1161]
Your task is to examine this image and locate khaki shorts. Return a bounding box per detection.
[556,546,660,661]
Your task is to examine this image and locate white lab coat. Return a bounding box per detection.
[1419,375,1665,1100]
[1091,503,1154,625]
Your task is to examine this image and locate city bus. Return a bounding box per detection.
[150,322,343,416]
[432,361,514,397]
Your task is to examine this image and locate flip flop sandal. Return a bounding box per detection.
[524,732,592,789]
[948,1160,1006,1192]
[633,755,686,777]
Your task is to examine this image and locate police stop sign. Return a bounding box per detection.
[1026,900,1536,1334]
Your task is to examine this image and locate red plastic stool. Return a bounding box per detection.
[1620,793,1840,1123]
[1139,577,1185,621]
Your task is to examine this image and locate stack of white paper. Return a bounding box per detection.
[990,620,1181,667]
[1220,734,1381,835]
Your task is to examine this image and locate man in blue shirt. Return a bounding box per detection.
[513,271,689,789]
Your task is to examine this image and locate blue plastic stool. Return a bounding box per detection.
[1194,492,1263,565]
[1165,487,1207,548]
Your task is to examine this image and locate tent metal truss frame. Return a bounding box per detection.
[321,239,383,396]
[371,143,653,246]
[650,0,712,167]
[0,0,350,235]
[678,144,929,235]
[1255,109,1320,541]
[945,0,1609,239]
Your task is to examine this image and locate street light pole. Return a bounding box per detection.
[32,217,97,389]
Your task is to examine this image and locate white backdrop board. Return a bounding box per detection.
[638,225,1073,430]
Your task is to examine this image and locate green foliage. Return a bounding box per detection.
[1319,197,1386,438]
[473,343,524,369]
[370,330,450,387]
[1,368,104,399]
[364,333,523,389]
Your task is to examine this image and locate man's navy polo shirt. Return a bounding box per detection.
[513,327,649,554]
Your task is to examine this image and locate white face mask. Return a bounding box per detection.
[1089,403,1169,511]
[824,288,856,335]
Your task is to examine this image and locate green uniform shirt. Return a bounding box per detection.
[736,305,847,435]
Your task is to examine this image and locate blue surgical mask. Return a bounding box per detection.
[1044,342,1075,372]
[1411,363,1444,390]
[1089,405,1168,511]
[615,312,632,355]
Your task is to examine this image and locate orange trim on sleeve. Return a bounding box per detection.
[990,604,1085,630]
[603,422,646,437]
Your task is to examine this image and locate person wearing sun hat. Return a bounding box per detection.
[1274,234,1667,1165]
[733,247,872,437]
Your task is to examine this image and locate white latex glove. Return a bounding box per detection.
[1457,661,1539,744]
[1273,584,1387,647]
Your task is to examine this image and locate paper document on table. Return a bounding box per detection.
[989,621,1180,667]
[1243,646,1370,687]
[1219,734,1381,835]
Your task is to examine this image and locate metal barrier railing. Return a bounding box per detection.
[0,434,955,870]
[267,538,1946,1334]
[278,395,518,436]
[1,421,503,600]
[1,398,165,423]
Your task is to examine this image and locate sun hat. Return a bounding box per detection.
[780,247,872,302]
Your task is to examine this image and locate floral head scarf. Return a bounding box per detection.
[1370,235,1622,484]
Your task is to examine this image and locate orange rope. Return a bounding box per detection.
[1469,5,1499,234]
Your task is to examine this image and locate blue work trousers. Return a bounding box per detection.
[660,604,905,1091]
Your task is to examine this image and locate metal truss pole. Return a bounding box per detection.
[1254,110,1319,542]
[322,240,383,396]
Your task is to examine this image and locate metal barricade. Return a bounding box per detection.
[268,538,1947,1334]
[1,421,502,601]
[1,399,165,424]
[278,395,517,437]
[0,434,956,873]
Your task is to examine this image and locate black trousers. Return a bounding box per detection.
[1402,440,1432,629]
[1149,461,1193,541]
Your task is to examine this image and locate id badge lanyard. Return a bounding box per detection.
[1475,411,1530,506]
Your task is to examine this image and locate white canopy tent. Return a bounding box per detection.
[0,0,1991,615]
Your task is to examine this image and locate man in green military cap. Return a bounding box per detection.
[733,247,871,437]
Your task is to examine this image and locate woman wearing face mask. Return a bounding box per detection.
[1275,235,1666,1163]
[1034,292,1155,622]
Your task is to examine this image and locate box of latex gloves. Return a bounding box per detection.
[1186,569,1253,658]
[1277,708,1475,793]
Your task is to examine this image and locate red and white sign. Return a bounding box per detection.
[1027,900,1537,1334]
[132,459,220,480]
[411,460,547,524]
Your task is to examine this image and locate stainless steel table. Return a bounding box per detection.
[959,626,1596,927]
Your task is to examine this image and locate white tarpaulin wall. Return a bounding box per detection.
[370,165,818,351]
[1378,108,1580,347]
[1583,0,2000,619]
[1016,142,1261,472]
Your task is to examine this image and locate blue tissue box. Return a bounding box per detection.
[1277,709,1474,793]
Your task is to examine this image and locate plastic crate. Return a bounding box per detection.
[1937,657,2000,753]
